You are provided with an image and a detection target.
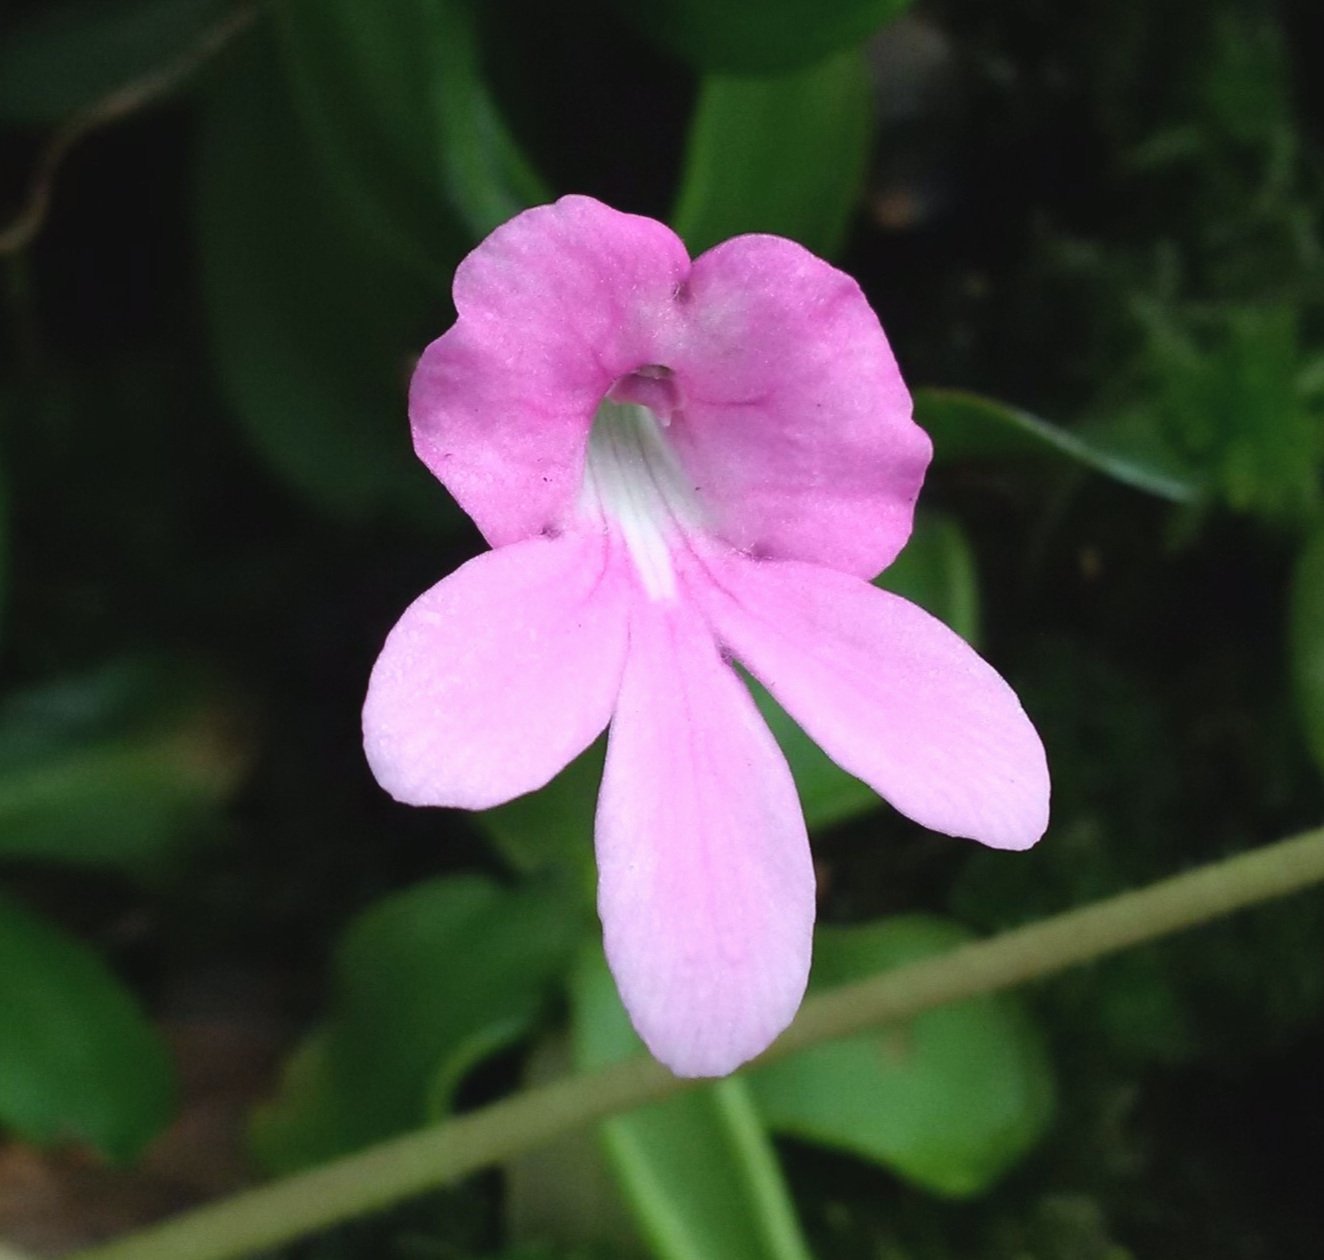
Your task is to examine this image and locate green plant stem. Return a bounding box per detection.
[69,826,1324,1260]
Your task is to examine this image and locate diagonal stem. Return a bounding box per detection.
[66,826,1324,1260]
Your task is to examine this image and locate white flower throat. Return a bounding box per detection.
[582,398,702,601]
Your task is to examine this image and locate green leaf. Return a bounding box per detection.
[196,28,458,524]
[752,511,980,832]
[337,877,580,1126]
[750,678,878,834]
[0,659,243,875]
[915,388,1203,503]
[276,0,545,262]
[252,876,581,1173]
[0,895,174,1160]
[274,0,459,279]
[430,0,550,238]
[609,0,911,74]
[671,45,874,257]
[880,510,981,646]
[1289,525,1324,776]
[571,947,813,1260]
[248,1032,349,1177]
[0,0,223,126]
[477,739,603,885]
[749,916,1054,1198]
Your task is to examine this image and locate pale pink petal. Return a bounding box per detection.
[663,235,931,579]
[689,549,1050,851]
[410,196,691,547]
[595,601,815,1077]
[363,530,629,809]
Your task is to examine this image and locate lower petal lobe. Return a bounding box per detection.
[691,550,1050,852]
[363,530,629,810]
[595,598,814,1077]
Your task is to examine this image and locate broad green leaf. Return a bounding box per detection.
[0,0,223,126]
[749,916,1054,1198]
[274,0,459,279]
[196,29,456,524]
[276,0,545,263]
[880,510,981,647]
[249,1031,348,1177]
[1289,526,1324,775]
[252,876,580,1173]
[572,947,813,1260]
[478,739,603,886]
[915,388,1203,503]
[671,46,873,257]
[749,680,877,834]
[753,511,980,832]
[609,0,911,74]
[0,659,243,875]
[430,0,549,237]
[0,895,174,1160]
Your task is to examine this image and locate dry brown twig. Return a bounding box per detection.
[0,3,257,256]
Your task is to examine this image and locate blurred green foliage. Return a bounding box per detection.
[0,658,241,874]
[197,26,449,524]
[0,0,224,125]
[0,0,1322,1256]
[608,0,912,74]
[671,46,875,258]
[572,946,814,1260]
[0,894,174,1161]
[252,875,580,1173]
[749,918,1054,1199]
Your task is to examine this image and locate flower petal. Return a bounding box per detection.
[665,234,931,579]
[363,530,629,809]
[410,196,691,547]
[595,600,815,1077]
[690,550,1050,850]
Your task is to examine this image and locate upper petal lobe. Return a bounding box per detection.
[410,197,691,547]
[409,198,929,577]
[664,234,931,579]
[363,529,630,809]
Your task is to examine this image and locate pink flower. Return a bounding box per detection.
[363,196,1049,1077]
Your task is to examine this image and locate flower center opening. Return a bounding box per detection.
[582,384,701,601]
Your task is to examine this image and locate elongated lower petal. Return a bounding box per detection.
[691,551,1050,851]
[363,531,629,809]
[595,602,815,1077]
